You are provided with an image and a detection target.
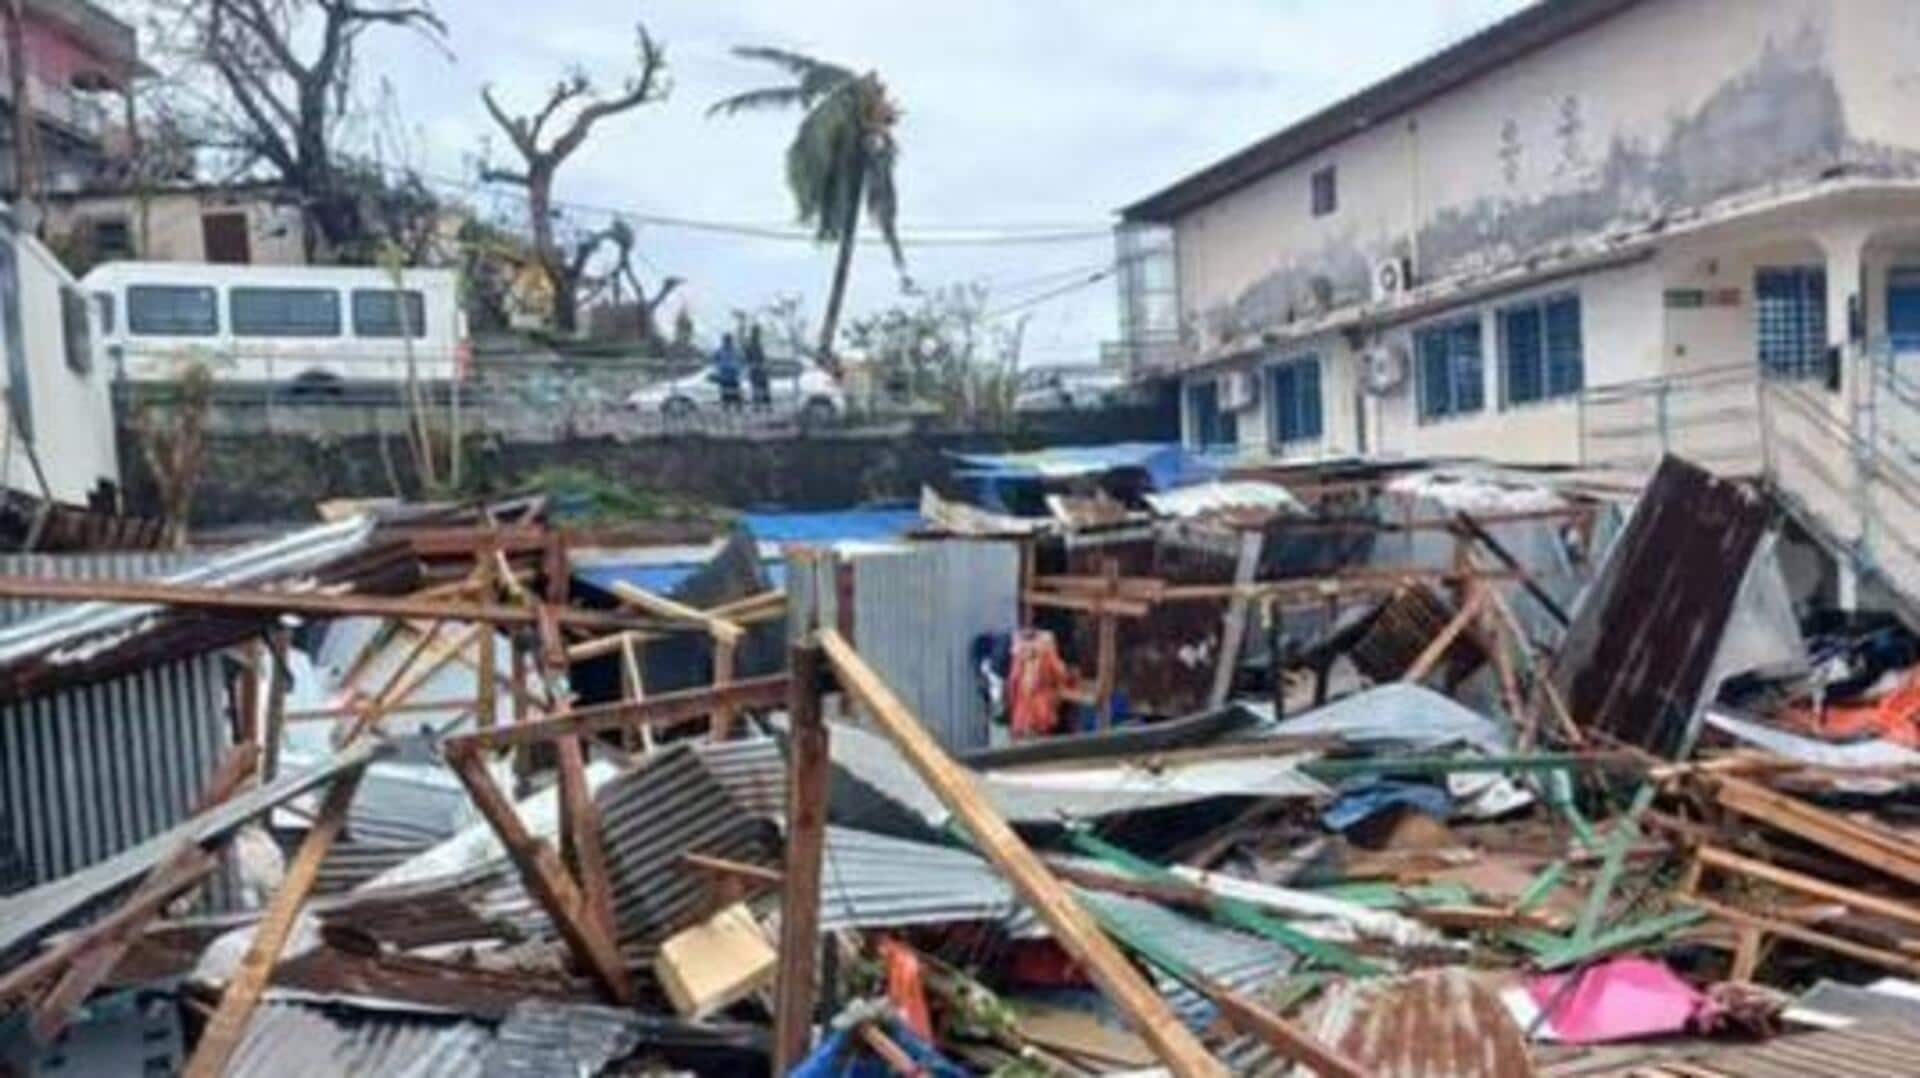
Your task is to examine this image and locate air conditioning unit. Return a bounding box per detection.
[1371,255,1414,303]
[1362,342,1410,396]
[1219,370,1259,411]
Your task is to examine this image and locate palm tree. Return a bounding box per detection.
[711,48,905,365]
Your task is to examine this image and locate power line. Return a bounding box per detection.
[382,160,1117,248]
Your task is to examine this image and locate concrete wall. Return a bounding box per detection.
[1174,0,1920,344]
[1169,0,1920,464]
[47,190,307,265]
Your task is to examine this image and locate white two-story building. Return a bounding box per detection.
[1121,0,1920,474]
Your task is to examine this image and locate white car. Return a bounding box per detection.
[1014,365,1128,412]
[625,358,845,422]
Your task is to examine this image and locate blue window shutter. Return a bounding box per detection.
[1454,321,1484,414]
[1301,357,1322,439]
[1545,295,1583,396]
[1502,304,1544,406]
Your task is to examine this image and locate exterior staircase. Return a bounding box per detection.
[1578,349,1920,627]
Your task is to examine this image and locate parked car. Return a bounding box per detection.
[1014,365,1128,412]
[625,358,845,421]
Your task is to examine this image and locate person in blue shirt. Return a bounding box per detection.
[712,332,744,412]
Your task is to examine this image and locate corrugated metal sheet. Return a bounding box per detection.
[481,998,763,1075]
[1625,1023,1920,1078]
[227,1000,492,1078]
[0,653,236,904]
[1296,968,1534,1078]
[818,826,1018,932]
[0,516,374,667]
[692,736,786,818]
[790,539,1019,753]
[1074,890,1299,1031]
[0,740,381,956]
[598,742,779,950]
[0,551,205,626]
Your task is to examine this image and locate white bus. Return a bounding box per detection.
[82,262,468,387]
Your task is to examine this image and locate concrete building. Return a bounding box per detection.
[1119,0,1920,614]
[45,183,308,268]
[0,0,143,199]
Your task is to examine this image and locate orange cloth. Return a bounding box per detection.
[1009,629,1072,739]
[1789,666,1920,747]
[878,936,933,1041]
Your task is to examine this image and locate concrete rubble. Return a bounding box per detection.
[0,449,1916,1076]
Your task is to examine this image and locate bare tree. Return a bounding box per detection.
[154,0,448,257]
[479,23,666,335]
[577,218,682,346]
[131,363,215,547]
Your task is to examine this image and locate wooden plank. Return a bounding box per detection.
[1199,978,1366,1078]
[183,765,366,1078]
[1023,590,1153,619]
[1093,558,1120,726]
[773,641,829,1072]
[681,852,784,889]
[1686,895,1920,977]
[1208,531,1265,708]
[445,675,789,752]
[817,629,1224,1078]
[445,745,634,1002]
[710,634,739,741]
[1713,776,1920,885]
[0,575,657,632]
[1454,510,1572,626]
[1400,589,1486,684]
[1695,844,1920,930]
[261,628,290,781]
[609,581,744,643]
[556,734,617,940]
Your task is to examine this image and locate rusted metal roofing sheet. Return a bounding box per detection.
[1297,967,1535,1078]
[1552,455,1770,758]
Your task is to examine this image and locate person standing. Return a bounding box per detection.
[712,332,744,412]
[744,324,772,412]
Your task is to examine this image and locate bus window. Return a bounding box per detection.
[128,285,218,336]
[352,289,426,338]
[231,287,341,337]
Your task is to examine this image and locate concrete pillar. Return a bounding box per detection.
[1820,226,1871,407]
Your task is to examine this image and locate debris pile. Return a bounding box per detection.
[0,450,1915,1076]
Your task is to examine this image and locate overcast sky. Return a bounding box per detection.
[156,0,1533,362]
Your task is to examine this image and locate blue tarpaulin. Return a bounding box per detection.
[571,507,918,597]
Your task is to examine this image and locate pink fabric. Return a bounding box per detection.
[1526,958,1706,1043]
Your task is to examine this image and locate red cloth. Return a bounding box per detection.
[878,936,933,1041]
[1787,666,1920,747]
[1008,630,1072,739]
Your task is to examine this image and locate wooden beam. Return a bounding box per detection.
[817,629,1224,1077]
[445,674,789,753]
[710,634,739,742]
[608,581,744,643]
[1712,776,1920,886]
[1023,589,1152,619]
[476,543,498,731]
[1686,894,1920,977]
[183,765,366,1078]
[1207,531,1264,709]
[556,734,618,940]
[773,641,829,1072]
[0,575,653,632]
[261,628,290,781]
[682,852,784,889]
[445,745,633,1002]
[1093,558,1120,726]
[1453,510,1572,626]
[1199,979,1366,1078]
[1694,844,1920,930]
[1401,588,1486,684]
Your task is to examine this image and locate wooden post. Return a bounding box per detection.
[1401,589,1486,684]
[446,745,632,1001]
[262,627,290,783]
[818,629,1224,1078]
[773,640,829,1072]
[1207,530,1264,709]
[1093,558,1120,727]
[234,639,262,746]
[710,633,739,742]
[556,734,617,940]
[183,765,367,1078]
[1018,537,1036,628]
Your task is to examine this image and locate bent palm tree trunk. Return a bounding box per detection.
[816,163,866,364]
